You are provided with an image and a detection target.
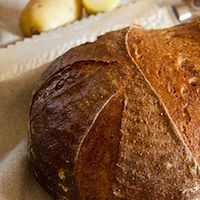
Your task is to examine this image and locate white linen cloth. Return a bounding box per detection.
[0,0,28,47]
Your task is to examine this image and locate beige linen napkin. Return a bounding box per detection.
[0,65,53,200]
[0,2,52,197]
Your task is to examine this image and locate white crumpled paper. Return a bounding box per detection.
[0,0,176,199]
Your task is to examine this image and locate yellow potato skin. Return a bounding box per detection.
[82,0,120,15]
[20,0,82,37]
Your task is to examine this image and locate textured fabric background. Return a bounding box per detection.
[0,65,51,200]
[0,0,28,47]
[0,1,62,199]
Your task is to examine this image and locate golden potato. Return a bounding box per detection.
[20,0,82,37]
[82,0,120,15]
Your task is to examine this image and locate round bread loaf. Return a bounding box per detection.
[29,21,200,200]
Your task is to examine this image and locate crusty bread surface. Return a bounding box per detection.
[29,21,200,200]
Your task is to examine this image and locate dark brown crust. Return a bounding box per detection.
[75,92,124,199]
[40,28,130,84]
[126,20,200,165]
[30,22,200,200]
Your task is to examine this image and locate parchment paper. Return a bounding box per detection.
[0,1,176,199]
